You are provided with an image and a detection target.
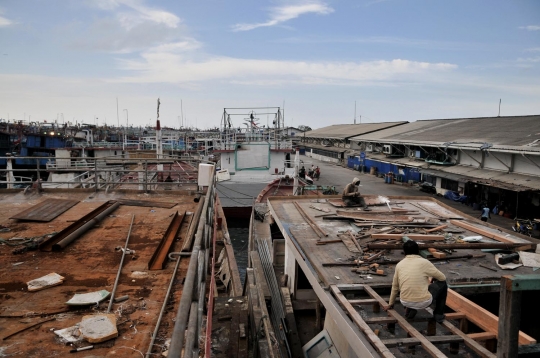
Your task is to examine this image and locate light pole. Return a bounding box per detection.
[123,109,129,128]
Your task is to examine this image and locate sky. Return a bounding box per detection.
[0,0,539,130]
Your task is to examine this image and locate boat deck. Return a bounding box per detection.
[0,190,199,357]
[268,195,534,290]
[266,195,538,357]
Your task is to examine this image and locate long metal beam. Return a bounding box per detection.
[148,211,186,270]
[39,201,120,251]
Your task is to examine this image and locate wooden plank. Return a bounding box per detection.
[444,312,467,320]
[425,225,448,233]
[250,251,271,301]
[446,289,536,345]
[385,310,447,358]
[280,287,303,358]
[367,242,525,250]
[371,234,445,241]
[340,235,362,253]
[425,307,496,358]
[363,285,390,310]
[449,220,529,244]
[329,285,394,358]
[336,210,413,222]
[498,275,523,357]
[293,201,328,237]
[348,298,378,305]
[467,332,497,341]
[382,335,463,348]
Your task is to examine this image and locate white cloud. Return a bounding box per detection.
[232,1,334,32]
[517,56,540,63]
[0,9,14,27]
[525,47,540,52]
[92,0,180,29]
[519,25,540,31]
[111,44,456,86]
[69,0,183,53]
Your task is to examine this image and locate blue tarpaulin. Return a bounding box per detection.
[347,156,421,183]
[443,191,468,203]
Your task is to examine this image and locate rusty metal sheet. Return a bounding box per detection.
[119,200,177,209]
[11,199,79,222]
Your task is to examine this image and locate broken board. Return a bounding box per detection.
[79,314,118,343]
[336,210,413,222]
[11,199,79,222]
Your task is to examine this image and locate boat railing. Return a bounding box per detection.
[0,156,200,191]
[214,137,293,150]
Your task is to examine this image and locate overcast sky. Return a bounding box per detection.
[0,0,539,129]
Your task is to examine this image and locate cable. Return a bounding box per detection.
[216,182,255,198]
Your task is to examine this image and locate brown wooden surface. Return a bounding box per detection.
[425,307,496,358]
[370,234,445,241]
[386,309,447,358]
[449,220,531,244]
[211,296,248,358]
[446,289,536,345]
[330,285,395,358]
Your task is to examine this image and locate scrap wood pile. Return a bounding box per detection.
[317,204,539,277]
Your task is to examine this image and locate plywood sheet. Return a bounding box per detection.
[11,199,79,222]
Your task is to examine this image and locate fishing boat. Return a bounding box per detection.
[245,191,539,357]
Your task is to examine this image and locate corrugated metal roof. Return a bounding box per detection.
[303,121,408,140]
[350,115,540,148]
[303,143,348,153]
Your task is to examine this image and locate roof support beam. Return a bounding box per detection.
[487,151,512,172]
[435,146,458,163]
[521,153,540,171]
[458,148,482,167]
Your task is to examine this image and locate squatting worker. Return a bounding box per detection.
[342,177,368,209]
[385,240,448,323]
[479,205,491,222]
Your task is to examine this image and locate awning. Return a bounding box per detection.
[419,166,540,192]
[304,144,347,153]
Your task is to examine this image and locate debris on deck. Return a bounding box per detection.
[27,272,65,292]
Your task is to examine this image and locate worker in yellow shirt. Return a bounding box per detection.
[384,240,448,322]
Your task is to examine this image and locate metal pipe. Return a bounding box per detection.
[107,214,135,313]
[196,281,206,357]
[183,301,199,358]
[145,248,186,357]
[52,202,121,251]
[169,182,214,357]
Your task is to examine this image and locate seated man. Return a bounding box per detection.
[342,177,368,209]
[386,240,448,322]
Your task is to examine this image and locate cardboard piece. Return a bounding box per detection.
[518,251,540,268]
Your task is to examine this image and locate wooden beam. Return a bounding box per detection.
[250,251,271,301]
[382,335,463,348]
[444,312,467,320]
[293,201,328,237]
[425,307,496,358]
[329,285,394,358]
[385,309,447,358]
[449,220,529,244]
[371,234,445,241]
[364,317,398,324]
[367,242,524,250]
[446,289,536,345]
[497,275,523,358]
[468,332,497,341]
[425,224,448,233]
